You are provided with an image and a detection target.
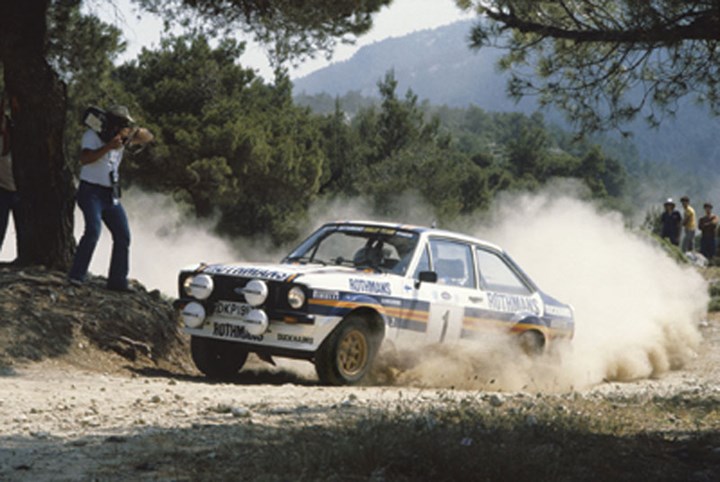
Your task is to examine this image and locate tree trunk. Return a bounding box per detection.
[0,0,75,270]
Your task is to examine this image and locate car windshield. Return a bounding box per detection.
[284,224,420,275]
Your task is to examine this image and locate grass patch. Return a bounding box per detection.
[139,393,720,481]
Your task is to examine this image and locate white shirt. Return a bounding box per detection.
[79,129,124,187]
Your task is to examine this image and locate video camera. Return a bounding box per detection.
[81,106,132,143]
[82,106,153,148]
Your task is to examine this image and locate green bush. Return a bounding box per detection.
[709,284,720,298]
[708,297,720,312]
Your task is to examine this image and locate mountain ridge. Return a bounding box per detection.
[293,20,720,172]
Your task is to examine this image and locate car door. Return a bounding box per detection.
[468,247,543,337]
[410,237,480,344]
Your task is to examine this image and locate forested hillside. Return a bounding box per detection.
[0,6,664,248]
[294,20,720,176]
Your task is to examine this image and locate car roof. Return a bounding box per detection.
[326,220,504,252]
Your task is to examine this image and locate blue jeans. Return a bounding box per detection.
[0,186,20,254]
[681,228,695,253]
[68,181,131,288]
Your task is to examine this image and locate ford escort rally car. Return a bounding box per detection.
[177,221,574,385]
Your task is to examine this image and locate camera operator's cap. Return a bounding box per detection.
[106,105,134,124]
[664,198,675,206]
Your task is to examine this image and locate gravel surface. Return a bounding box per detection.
[2,313,720,481]
[1,265,719,481]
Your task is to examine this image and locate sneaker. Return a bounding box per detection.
[68,278,83,287]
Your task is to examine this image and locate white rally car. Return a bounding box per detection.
[177,221,574,385]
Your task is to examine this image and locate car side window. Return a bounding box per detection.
[475,248,531,295]
[429,239,475,288]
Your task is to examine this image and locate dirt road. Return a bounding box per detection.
[1,311,719,481]
[0,355,479,481]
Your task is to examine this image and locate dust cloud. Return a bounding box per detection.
[303,192,438,233]
[380,183,707,392]
[76,189,239,296]
[2,184,708,392]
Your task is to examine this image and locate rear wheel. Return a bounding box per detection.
[191,336,248,380]
[315,315,378,385]
[518,330,546,356]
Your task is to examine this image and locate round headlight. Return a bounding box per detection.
[181,302,206,328]
[288,286,306,309]
[245,309,269,336]
[242,279,268,306]
[183,274,214,300]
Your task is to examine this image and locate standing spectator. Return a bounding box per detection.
[0,93,21,260]
[699,202,718,261]
[660,198,682,246]
[68,105,136,291]
[680,196,697,252]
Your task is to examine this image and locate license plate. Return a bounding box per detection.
[213,300,251,318]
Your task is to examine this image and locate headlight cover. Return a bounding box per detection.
[181,302,206,328]
[245,309,269,336]
[242,279,268,306]
[287,286,306,309]
[183,274,214,300]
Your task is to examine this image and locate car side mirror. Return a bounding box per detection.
[415,270,437,288]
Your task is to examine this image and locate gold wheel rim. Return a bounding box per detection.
[337,329,369,377]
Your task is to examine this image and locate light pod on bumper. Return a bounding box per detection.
[181,302,206,328]
[245,309,269,336]
[184,274,214,300]
[242,279,268,306]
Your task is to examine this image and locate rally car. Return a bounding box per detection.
[177,221,574,385]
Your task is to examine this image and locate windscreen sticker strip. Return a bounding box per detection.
[204,265,294,281]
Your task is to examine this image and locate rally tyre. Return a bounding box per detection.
[191,336,248,380]
[315,315,377,386]
[518,330,546,357]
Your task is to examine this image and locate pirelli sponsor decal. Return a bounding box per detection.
[312,289,340,301]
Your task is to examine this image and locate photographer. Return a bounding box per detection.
[68,105,150,291]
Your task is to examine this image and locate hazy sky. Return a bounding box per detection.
[88,0,474,79]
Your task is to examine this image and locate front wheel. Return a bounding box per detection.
[315,315,378,385]
[191,336,248,380]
